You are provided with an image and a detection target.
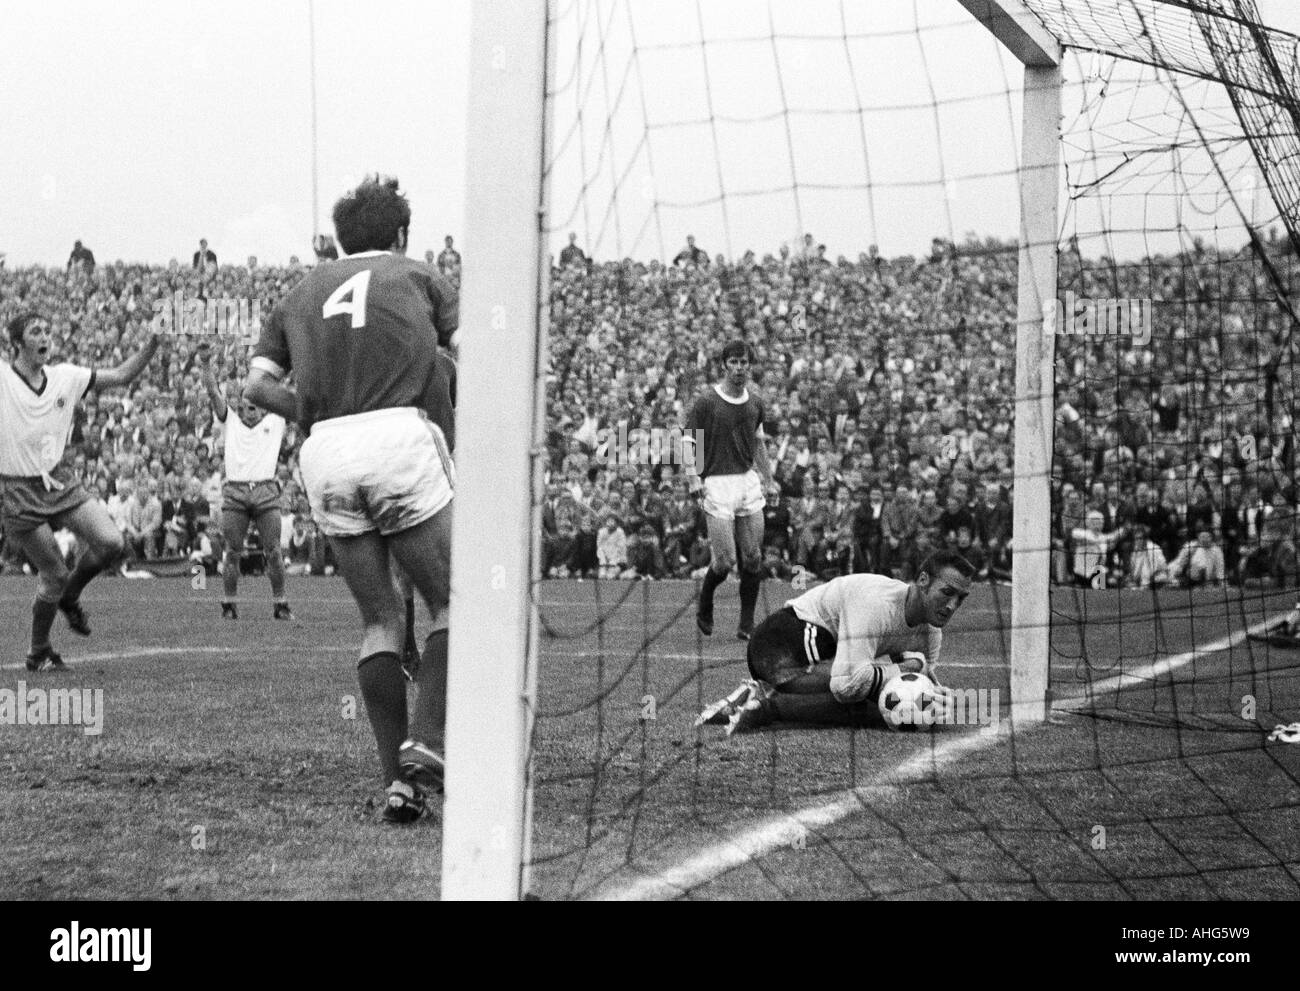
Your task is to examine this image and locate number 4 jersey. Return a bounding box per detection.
[252,251,458,438]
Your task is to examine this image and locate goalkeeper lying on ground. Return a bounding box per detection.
[697,550,975,734]
[1249,599,1300,647]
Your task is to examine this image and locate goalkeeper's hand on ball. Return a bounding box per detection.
[902,651,955,724]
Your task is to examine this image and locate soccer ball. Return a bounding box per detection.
[878,672,938,731]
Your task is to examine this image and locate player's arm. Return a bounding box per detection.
[821,584,888,703]
[681,398,705,494]
[425,268,460,348]
[244,366,297,422]
[753,423,773,486]
[245,304,297,422]
[828,636,885,703]
[94,334,162,390]
[194,342,228,422]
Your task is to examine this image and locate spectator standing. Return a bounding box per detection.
[437,235,461,277]
[673,235,709,268]
[313,234,339,261]
[67,240,96,276]
[559,232,589,269]
[193,238,217,271]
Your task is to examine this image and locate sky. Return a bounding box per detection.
[1,0,1297,267]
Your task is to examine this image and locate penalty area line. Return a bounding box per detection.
[596,612,1284,901]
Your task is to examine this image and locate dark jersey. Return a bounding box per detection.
[253,251,458,434]
[684,385,765,479]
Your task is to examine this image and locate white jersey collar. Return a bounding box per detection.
[713,383,749,405]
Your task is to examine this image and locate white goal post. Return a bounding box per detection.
[443,0,1061,899]
[441,0,550,900]
[957,0,1061,726]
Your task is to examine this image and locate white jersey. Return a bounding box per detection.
[0,361,94,477]
[217,407,285,482]
[787,573,941,703]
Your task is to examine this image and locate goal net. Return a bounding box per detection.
[449,0,1300,900]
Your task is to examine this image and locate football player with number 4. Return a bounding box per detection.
[696,550,975,734]
[244,175,458,824]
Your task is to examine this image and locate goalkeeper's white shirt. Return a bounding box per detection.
[787,573,941,703]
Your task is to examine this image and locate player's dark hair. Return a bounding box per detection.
[917,549,977,582]
[720,339,752,363]
[7,312,45,349]
[332,174,411,255]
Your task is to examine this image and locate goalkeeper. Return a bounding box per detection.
[697,550,975,734]
[1252,599,1300,647]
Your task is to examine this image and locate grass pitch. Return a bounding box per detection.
[2,574,1298,900]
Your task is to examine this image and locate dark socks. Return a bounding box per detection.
[404,597,418,654]
[358,651,408,784]
[738,568,761,629]
[61,552,107,607]
[31,598,59,653]
[700,566,727,612]
[410,630,448,750]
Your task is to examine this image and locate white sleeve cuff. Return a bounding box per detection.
[250,356,285,379]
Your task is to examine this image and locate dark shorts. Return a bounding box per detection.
[0,468,92,539]
[222,480,281,518]
[746,605,837,687]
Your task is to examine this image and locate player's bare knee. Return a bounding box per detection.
[38,568,70,603]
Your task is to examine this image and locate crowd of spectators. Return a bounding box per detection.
[2,229,1297,591]
[541,230,1300,589]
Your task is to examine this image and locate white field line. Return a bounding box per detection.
[0,644,356,670]
[596,612,1283,901]
[0,643,1004,672]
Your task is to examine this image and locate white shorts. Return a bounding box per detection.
[300,407,454,538]
[702,470,765,521]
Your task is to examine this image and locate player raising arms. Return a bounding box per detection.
[244,175,458,825]
[1,313,161,670]
[685,340,773,640]
[196,345,292,621]
[696,549,975,734]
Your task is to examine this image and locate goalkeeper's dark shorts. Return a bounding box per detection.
[746,606,836,688]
